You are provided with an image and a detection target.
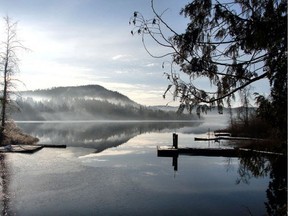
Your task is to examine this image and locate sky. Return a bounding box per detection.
[0,0,270,106]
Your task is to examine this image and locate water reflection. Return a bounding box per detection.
[17,121,202,152]
[227,153,285,215]
[10,121,287,215]
[260,156,286,215]
[236,154,271,184]
[160,152,287,216]
[0,154,10,215]
[238,155,287,215]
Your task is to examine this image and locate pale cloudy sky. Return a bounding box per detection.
[0,0,269,106]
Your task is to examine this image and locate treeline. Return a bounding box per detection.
[11,97,195,121]
[21,85,136,106]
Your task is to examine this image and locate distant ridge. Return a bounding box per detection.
[12,84,196,121]
[20,85,138,107]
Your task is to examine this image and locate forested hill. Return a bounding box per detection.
[19,85,137,107]
[12,85,196,121]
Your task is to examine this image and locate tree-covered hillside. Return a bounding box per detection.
[20,85,137,106]
[12,85,195,121]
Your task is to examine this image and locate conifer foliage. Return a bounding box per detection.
[130,0,287,113]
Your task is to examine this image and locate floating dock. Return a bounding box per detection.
[157,146,284,158]
[157,146,239,157]
[37,144,67,148]
[194,136,265,142]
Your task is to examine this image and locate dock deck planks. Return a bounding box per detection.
[157,146,284,157]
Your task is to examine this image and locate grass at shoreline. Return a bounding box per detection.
[0,121,39,146]
[215,117,287,155]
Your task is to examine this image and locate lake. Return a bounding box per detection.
[0,114,286,215]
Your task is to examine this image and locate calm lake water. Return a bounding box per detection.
[0,115,286,215]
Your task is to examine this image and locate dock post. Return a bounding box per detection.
[172,155,178,171]
[173,133,178,149]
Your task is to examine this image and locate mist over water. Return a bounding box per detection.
[16,120,204,150]
[0,112,282,216]
[12,85,198,121]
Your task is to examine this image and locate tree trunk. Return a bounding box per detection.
[0,59,8,135]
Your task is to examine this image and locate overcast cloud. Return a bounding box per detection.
[0,0,269,106]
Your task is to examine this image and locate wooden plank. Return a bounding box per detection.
[194,137,219,141]
[157,146,178,157]
[194,136,265,142]
[158,146,239,157]
[37,144,67,148]
[157,146,284,158]
[214,133,231,137]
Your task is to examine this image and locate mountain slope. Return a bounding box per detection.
[20,85,138,107]
[12,85,196,121]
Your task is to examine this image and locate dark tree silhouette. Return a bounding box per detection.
[130,0,287,116]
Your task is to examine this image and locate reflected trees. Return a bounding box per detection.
[236,154,287,215]
[0,154,10,215]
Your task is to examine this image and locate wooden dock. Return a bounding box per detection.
[157,146,284,158]
[157,133,285,169]
[194,136,265,142]
[157,146,239,157]
[37,144,67,148]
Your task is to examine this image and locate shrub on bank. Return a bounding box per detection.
[217,113,286,154]
[0,121,39,145]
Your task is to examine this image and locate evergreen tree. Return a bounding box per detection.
[130,0,287,139]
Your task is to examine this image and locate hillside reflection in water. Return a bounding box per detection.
[0,120,285,215]
[16,121,203,152]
